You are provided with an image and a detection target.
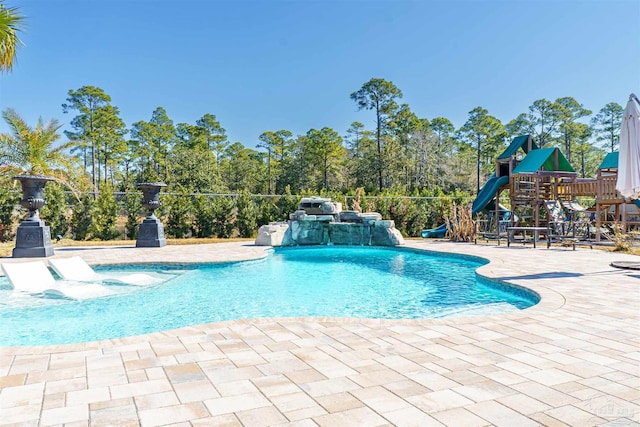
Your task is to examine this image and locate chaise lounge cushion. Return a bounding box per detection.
[1,260,56,293]
[49,256,159,286]
[1,260,114,300]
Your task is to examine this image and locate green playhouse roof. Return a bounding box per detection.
[497,135,539,159]
[512,147,575,174]
[598,151,618,169]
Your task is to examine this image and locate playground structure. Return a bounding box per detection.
[421,135,536,238]
[422,134,639,243]
[590,152,639,240]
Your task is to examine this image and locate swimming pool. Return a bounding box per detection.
[0,247,539,346]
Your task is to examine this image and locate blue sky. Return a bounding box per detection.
[1,0,638,148]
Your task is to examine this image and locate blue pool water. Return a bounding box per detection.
[0,247,538,346]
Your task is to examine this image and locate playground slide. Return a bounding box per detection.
[472,174,510,215]
[421,222,448,238]
[421,174,510,238]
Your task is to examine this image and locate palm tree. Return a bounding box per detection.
[0,108,80,191]
[0,2,25,72]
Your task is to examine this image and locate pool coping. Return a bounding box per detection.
[0,240,638,426]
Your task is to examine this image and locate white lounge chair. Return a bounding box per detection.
[1,261,114,300]
[48,256,159,286]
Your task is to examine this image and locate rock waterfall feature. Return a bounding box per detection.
[255,197,404,247]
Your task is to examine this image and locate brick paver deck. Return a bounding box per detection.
[0,241,638,426]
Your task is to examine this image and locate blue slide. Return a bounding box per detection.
[471,174,510,215]
[421,173,510,238]
[420,222,448,238]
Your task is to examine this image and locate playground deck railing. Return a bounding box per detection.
[597,174,621,203]
[557,178,598,198]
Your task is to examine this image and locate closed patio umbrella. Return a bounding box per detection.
[616,93,640,199]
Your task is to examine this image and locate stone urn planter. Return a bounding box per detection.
[136,182,167,248]
[12,174,56,258]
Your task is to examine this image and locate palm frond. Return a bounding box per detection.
[0,108,79,191]
[0,4,26,72]
[0,164,23,177]
[2,108,29,137]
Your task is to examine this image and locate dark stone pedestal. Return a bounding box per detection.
[12,221,54,258]
[136,217,166,248]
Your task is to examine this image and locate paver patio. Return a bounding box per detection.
[0,241,638,426]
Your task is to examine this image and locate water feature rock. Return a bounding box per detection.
[299,197,342,217]
[338,210,362,223]
[255,222,289,246]
[289,210,308,221]
[360,212,383,223]
[284,220,327,245]
[254,196,404,247]
[371,220,405,246]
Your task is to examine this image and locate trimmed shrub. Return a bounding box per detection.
[276,185,299,221]
[0,183,19,242]
[70,194,94,240]
[165,191,193,238]
[90,185,121,240]
[212,196,235,238]
[387,194,409,235]
[405,197,430,237]
[235,190,257,238]
[258,198,279,226]
[124,185,142,239]
[41,182,69,238]
[193,195,215,238]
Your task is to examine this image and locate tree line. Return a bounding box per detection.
[2,4,624,198]
[6,79,621,197]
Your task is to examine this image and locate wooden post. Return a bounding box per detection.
[534,173,540,228]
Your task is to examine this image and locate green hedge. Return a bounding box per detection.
[0,184,20,243]
[1,188,474,240]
